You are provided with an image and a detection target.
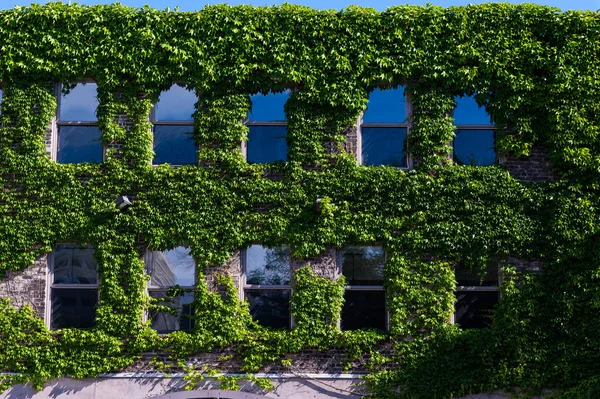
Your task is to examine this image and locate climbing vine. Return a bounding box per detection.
[1,3,600,398]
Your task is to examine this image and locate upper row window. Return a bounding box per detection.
[151,84,197,166]
[57,83,102,164]
[360,89,496,167]
[53,83,495,167]
[247,90,289,164]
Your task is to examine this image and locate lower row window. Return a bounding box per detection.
[48,245,499,332]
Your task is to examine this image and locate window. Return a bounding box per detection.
[246,90,289,163]
[360,87,409,168]
[49,245,99,329]
[144,246,196,333]
[453,94,496,166]
[151,84,197,165]
[243,244,291,329]
[339,246,387,330]
[57,82,103,164]
[454,262,499,328]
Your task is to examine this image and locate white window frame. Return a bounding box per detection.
[54,80,103,163]
[337,245,389,331]
[358,88,413,170]
[144,247,197,333]
[451,262,500,327]
[150,83,198,167]
[241,244,293,329]
[45,244,100,330]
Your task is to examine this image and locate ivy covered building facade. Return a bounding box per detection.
[0,3,599,399]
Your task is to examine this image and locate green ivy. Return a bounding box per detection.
[1,3,600,398]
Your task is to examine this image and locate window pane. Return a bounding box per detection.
[153,125,196,165]
[145,247,196,287]
[341,246,384,285]
[59,83,98,121]
[455,262,498,287]
[363,87,407,123]
[0,88,3,114]
[245,245,291,285]
[454,129,496,166]
[50,288,97,329]
[341,290,386,331]
[149,291,194,333]
[155,85,196,121]
[53,246,98,284]
[245,289,290,329]
[362,127,407,167]
[454,95,491,125]
[455,291,499,329]
[57,126,103,164]
[247,125,287,164]
[248,90,290,121]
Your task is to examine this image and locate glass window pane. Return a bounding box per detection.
[50,288,97,329]
[245,289,290,329]
[248,90,290,121]
[59,83,98,121]
[363,87,407,123]
[247,125,287,164]
[341,290,386,331]
[155,85,196,121]
[455,291,499,329]
[153,125,196,165]
[145,247,196,288]
[0,88,3,114]
[455,262,498,287]
[149,291,194,333]
[362,127,407,167]
[53,246,98,284]
[245,245,291,285]
[57,126,103,164]
[341,246,384,285]
[454,129,496,166]
[454,95,491,125]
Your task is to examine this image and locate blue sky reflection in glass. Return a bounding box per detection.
[156,85,196,121]
[248,90,290,121]
[60,83,98,121]
[363,87,407,123]
[454,94,492,125]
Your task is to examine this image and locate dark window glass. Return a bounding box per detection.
[454,129,495,166]
[341,290,386,330]
[149,291,194,333]
[0,88,3,114]
[246,289,291,329]
[455,291,499,329]
[155,85,196,121]
[341,246,385,285]
[145,247,196,287]
[246,245,291,285]
[455,262,498,287]
[50,288,97,329]
[363,87,407,123]
[59,83,98,122]
[247,125,287,163]
[53,247,98,284]
[57,126,102,164]
[248,90,290,121]
[454,95,491,125]
[362,127,407,167]
[153,125,196,165]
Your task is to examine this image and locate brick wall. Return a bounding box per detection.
[0,255,48,319]
[499,144,556,182]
